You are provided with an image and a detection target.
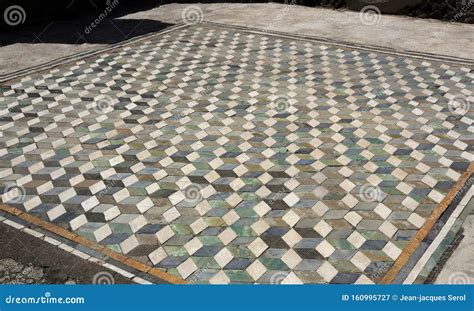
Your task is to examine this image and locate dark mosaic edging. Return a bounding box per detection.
[205,22,474,66]
[391,177,474,283]
[1,21,473,86]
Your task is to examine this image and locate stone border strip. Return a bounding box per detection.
[380,162,474,284]
[204,22,474,66]
[0,213,150,284]
[402,184,473,283]
[0,204,187,284]
[0,23,191,84]
[1,21,473,85]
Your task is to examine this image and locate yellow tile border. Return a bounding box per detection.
[0,203,187,284]
[379,162,474,284]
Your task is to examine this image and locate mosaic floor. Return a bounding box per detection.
[0,23,473,284]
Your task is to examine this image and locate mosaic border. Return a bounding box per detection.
[380,163,474,284]
[1,21,473,85]
[0,204,185,284]
[415,190,473,284]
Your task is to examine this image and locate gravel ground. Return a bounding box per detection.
[0,221,135,284]
[0,258,76,284]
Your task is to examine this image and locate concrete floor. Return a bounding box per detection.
[1,2,473,75]
[0,2,472,284]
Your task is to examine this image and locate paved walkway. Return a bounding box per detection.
[0,14,472,283]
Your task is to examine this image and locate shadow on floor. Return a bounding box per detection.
[0,0,269,46]
[0,0,173,46]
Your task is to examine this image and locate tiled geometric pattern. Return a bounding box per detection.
[0,24,472,284]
